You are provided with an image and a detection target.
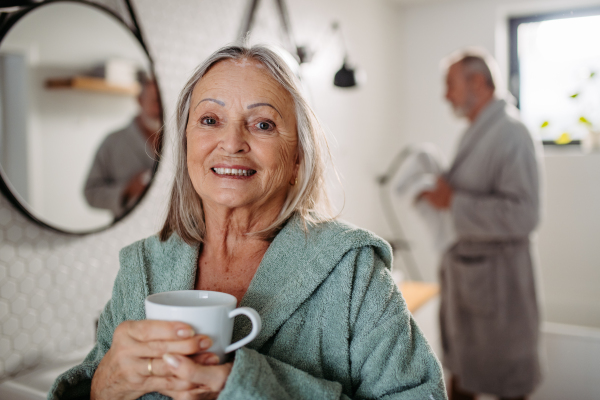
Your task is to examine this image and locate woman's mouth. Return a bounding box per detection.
[211,167,256,177]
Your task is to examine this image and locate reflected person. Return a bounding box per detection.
[84,78,162,219]
[420,50,542,400]
[50,45,447,400]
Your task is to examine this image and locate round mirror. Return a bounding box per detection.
[0,1,163,234]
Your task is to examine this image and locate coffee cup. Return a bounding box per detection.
[145,290,261,363]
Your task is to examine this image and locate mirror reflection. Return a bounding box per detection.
[0,2,162,233]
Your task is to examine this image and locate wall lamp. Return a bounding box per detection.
[239,0,360,88]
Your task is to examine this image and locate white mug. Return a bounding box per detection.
[145,290,261,363]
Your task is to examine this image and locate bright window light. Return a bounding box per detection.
[517,14,600,143]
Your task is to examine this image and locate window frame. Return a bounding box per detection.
[508,6,600,145]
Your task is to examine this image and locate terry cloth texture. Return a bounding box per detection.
[49,215,446,399]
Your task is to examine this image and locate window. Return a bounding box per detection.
[509,8,600,145]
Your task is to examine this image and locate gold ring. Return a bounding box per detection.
[147,358,153,376]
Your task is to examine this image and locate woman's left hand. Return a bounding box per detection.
[159,353,233,400]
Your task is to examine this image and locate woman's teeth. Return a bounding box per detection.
[212,168,255,176]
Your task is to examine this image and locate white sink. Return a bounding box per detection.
[0,347,91,400]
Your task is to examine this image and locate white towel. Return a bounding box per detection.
[394,143,456,252]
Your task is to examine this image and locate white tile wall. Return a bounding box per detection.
[0,0,263,379]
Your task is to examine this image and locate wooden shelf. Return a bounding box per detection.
[45,76,141,96]
[399,281,440,314]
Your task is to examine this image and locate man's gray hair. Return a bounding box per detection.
[441,47,500,92]
[159,44,334,244]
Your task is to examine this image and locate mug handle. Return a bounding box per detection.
[224,307,262,353]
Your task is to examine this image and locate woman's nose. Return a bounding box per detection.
[220,123,250,154]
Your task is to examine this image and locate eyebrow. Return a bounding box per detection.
[247,102,283,118]
[195,98,225,109]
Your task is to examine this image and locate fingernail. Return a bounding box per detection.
[206,355,220,365]
[177,328,194,338]
[200,338,212,350]
[163,353,180,368]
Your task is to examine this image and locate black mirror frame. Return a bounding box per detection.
[0,0,164,235]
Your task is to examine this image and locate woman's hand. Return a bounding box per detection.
[90,320,216,400]
[160,353,233,400]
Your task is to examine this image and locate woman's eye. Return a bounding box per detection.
[255,121,274,131]
[201,117,217,125]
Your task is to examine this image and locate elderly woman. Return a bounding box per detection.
[50,45,446,400]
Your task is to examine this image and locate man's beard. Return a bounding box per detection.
[451,92,477,119]
[140,114,162,132]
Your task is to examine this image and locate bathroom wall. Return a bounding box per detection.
[0,0,403,379]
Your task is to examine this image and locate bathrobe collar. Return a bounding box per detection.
[446,98,506,180]
[149,215,392,350]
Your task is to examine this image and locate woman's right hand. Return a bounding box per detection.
[90,320,217,400]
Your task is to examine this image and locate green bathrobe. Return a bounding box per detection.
[49,216,446,400]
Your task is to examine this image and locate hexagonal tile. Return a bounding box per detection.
[2,316,19,336]
[6,225,23,243]
[5,353,23,374]
[64,282,78,300]
[19,276,35,295]
[75,331,90,348]
[45,255,60,271]
[52,236,67,248]
[10,295,27,315]
[0,245,16,263]
[37,272,52,290]
[21,310,37,331]
[50,322,63,338]
[70,266,83,283]
[23,348,40,367]
[28,257,43,275]
[0,299,8,321]
[58,336,73,353]
[42,341,55,355]
[17,242,33,258]
[61,250,75,265]
[13,332,30,351]
[30,292,45,310]
[34,239,50,253]
[32,327,47,345]
[0,280,17,300]
[56,269,69,285]
[0,208,12,226]
[40,308,54,324]
[0,337,10,357]
[9,261,25,280]
[72,298,84,315]
[24,225,40,240]
[57,304,70,319]
[48,288,61,304]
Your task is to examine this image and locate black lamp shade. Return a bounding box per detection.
[334,63,357,88]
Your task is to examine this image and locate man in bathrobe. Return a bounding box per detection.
[421,51,542,400]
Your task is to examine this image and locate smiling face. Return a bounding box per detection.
[186,59,299,219]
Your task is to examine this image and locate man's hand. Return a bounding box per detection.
[121,170,151,206]
[418,177,453,210]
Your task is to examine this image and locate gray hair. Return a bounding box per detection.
[441,47,499,91]
[159,44,334,244]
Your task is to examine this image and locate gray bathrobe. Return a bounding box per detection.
[49,216,446,399]
[440,99,542,397]
[84,120,156,218]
